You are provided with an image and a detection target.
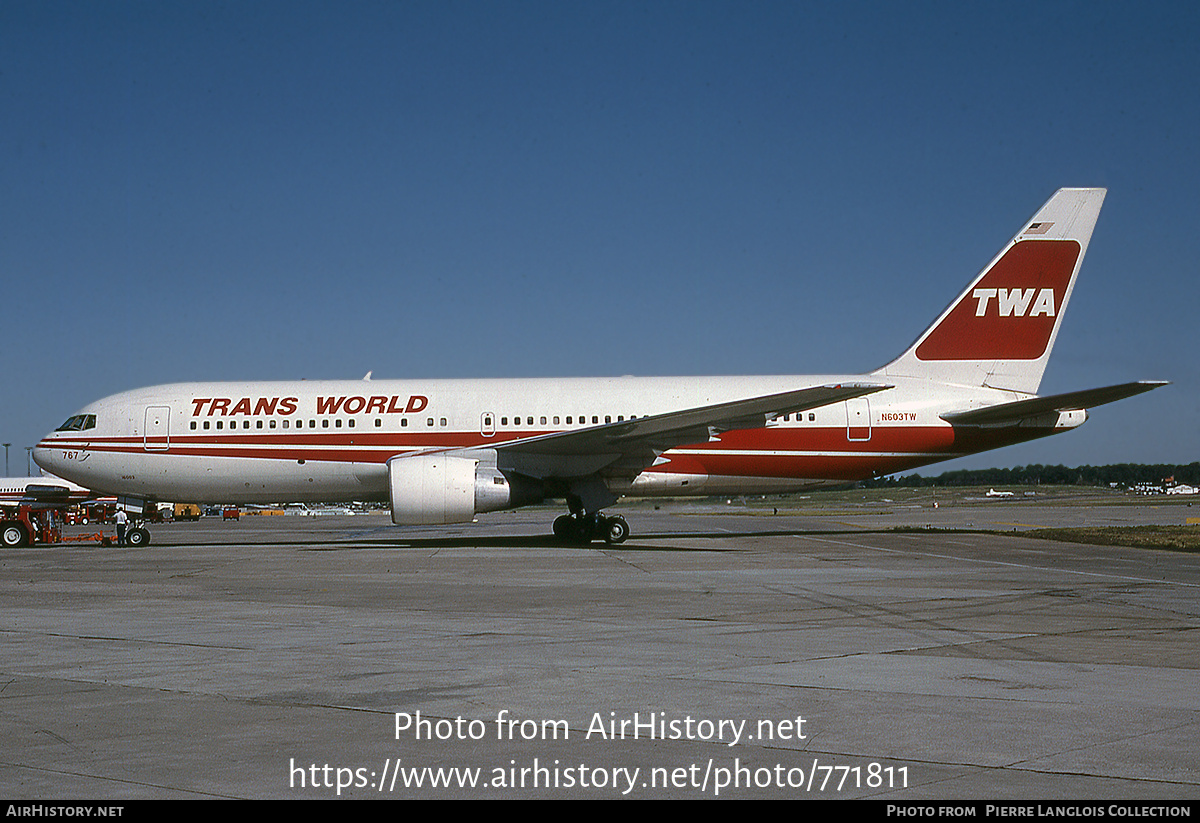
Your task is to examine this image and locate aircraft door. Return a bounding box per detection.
[846,398,871,441]
[481,411,495,437]
[144,406,171,451]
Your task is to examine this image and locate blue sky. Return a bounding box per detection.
[2,1,1196,475]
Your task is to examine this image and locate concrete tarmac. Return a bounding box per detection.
[1,497,1197,799]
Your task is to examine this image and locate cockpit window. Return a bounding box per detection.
[55,414,96,432]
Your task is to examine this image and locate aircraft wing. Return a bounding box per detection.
[940,381,1169,426]
[483,382,891,478]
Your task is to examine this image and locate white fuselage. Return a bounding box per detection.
[32,374,1070,505]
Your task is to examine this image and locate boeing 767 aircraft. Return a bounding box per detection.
[33,189,1165,544]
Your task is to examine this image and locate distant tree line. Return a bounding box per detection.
[863,463,1200,488]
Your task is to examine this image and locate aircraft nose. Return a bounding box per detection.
[32,441,58,473]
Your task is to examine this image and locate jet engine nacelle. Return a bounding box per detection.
[388,453,543,525]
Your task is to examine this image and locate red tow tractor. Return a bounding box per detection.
[1,503,152,547]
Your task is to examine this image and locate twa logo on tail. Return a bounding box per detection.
[972,287,1056,317]
[914,239,1081,363]
[879,188,1106,394]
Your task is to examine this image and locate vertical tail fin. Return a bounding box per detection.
[874,188,1106,394]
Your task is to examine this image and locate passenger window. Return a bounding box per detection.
[190,422,197,430]
[427,418,434,427]
[440,418,447,427]
[809,413,815,421]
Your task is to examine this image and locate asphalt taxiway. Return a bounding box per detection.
[1,496,1197,798]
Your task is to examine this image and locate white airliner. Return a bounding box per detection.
[33,189,1165,544]
[0,474,95,507]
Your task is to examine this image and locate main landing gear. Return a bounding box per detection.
[552,512,630,545]
[552,485,629,545]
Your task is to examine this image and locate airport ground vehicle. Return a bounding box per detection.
[174,503,202,521]
[1,506,60,547]
[0,505,151,548]
[1,475,95,546]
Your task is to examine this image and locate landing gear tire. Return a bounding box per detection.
[2,522,29,548]
[553,514,574,538]
[551,513,630,545]
[126,527,151,547]
[603,515,629,545]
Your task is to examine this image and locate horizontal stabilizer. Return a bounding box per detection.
[941,381,1168,425]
